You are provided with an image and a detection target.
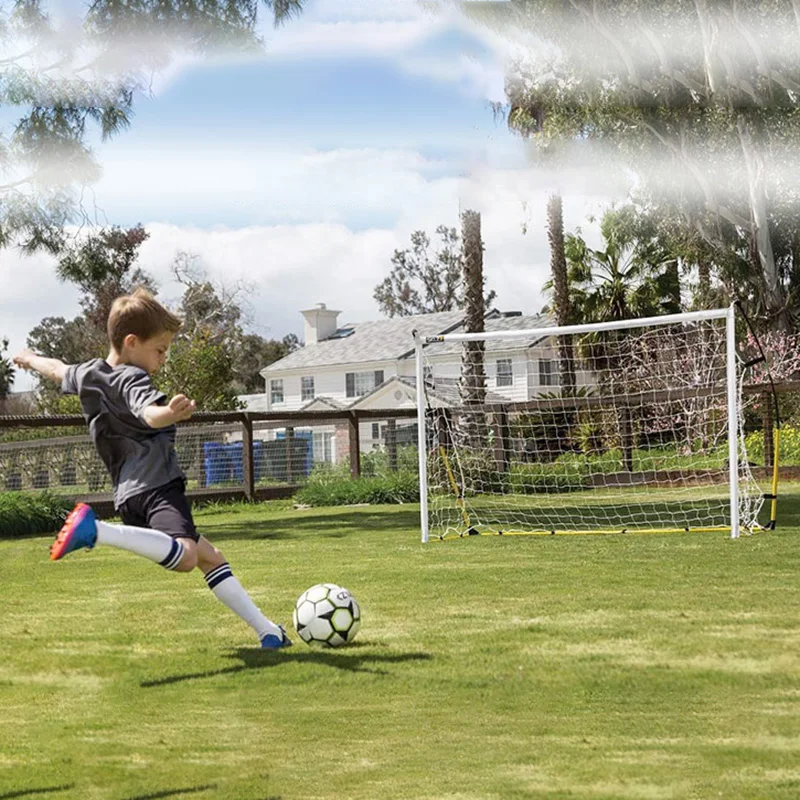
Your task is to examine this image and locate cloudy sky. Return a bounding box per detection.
[1,0,623,392]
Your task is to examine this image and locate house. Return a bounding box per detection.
[238,303,576,465]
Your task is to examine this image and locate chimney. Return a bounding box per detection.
[301,303,341,345]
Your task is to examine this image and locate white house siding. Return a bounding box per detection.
[266,361,396,412]
[416,350,533,403]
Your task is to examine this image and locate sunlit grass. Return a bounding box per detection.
[1,492,800,798]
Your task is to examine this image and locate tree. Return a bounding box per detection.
[374,225,496,317]
[57,224,155,335]
[0,0,306,252]
[467,0,800,329]
[546,193,576,395]
[559,207,680,326]
[155,331,243,411]
[457,210,489,453]
[0,338,14,399]
[234,332,301,394]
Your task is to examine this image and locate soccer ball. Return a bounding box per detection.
[293,583,361,647]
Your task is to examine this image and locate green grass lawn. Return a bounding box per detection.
[2,492,800,799]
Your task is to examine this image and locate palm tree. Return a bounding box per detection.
[564,208,678,325]
[546,193,576,396]
[560,208,679,471]
[458,209,488,451]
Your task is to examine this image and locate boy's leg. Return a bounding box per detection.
[51,502,186,570]
[51,488,289,648]
[192,536,289,648]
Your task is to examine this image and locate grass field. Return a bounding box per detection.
[2,490,800,799]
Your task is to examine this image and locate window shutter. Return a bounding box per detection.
[346,373,355,397]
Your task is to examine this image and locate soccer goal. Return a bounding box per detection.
[414,305,767,542]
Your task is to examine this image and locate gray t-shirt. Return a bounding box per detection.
[62,359,185,509]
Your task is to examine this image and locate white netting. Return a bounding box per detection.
[419,312,764,539]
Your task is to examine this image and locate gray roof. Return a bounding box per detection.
[351,375,507,409]
[262,310,465,373]
[421,313,555,358]
[299,396,347,411]
[404,376,507,406]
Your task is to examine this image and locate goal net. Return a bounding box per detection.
[414,307,764,542]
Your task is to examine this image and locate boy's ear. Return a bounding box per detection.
[123,333,139,350]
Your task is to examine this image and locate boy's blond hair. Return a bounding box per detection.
[107,288,182,351]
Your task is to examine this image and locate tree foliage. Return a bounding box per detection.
[468,0,800,329]
[374,225,496,317]
[0,0,305,252]
[0,337,14,399]
[234,332,301,394]
[551,207,681,325]
[58,224,155,333]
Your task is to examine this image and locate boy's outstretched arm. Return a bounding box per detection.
[142,393,196,428]
[13,349,68,384]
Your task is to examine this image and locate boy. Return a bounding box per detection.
[13,288,291,649]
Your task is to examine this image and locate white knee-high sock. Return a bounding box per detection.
[204,563,281,640]
[95,521,185,570]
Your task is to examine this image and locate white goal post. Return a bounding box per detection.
[414,305,764,543]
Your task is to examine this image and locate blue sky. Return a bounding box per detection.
[2,0,618,391]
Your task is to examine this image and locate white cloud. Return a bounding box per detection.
[0,249,81,392]
[2,146,620,394]
[90,145,460,227]
[145,1,512,103]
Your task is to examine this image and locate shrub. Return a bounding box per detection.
[295,463,419,506]
[744,424,800,467]
[0,492,74,538]
[361,445,419,477]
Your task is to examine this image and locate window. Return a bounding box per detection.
[270,379,284,404]
[496,358,513,387]
[346,370,384,398]
[301,376,315,401]
[312,431,334,463]
[539,359,557,387]
[372,423,380,440]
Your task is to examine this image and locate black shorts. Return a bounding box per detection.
[119,478,199,542]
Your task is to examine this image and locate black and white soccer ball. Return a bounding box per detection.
[293,583,361,647]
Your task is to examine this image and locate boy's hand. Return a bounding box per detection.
[168,394,197,422]
[12,349,36,370]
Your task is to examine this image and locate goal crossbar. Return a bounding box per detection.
[421,308,730,345]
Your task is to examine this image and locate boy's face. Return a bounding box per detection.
[124,331,174,374]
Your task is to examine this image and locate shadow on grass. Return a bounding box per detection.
[139,644,432,687]
[204,507,422,542]
[0,788,74,800]
[121,786,216,800]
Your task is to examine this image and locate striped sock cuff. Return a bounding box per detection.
[159,539,185,571]
[205,562,233,590]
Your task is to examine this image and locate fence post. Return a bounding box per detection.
[620,403,634,472]
[495,407,510,473]
[387,418,397,471]
[242,413,255,501]
[348,413,361,478]
[286,426,294,485]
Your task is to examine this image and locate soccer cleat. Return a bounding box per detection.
[50,503,98,561]
[260,625,293,650]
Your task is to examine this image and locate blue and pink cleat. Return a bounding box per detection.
[260,625,293,650]
[51,503,98,561]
